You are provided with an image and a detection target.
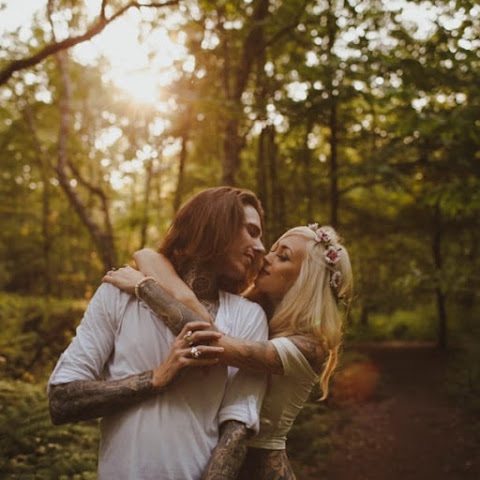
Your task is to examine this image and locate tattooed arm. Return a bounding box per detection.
[104,271,295,375]
[289,335,326,371]
[104,268,326,374]
[49,311,223,425]
[139,280,327,374]
[49,371,157,425]
[202,420,250,480]
[137,275,213,336]
[103,266,213,336]
[133,249,212,322]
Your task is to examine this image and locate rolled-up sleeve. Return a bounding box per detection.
[47,284,121,392]
[218,300,268,433]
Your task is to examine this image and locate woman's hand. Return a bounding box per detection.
[152,322,224,389]
[133,249,177,293]
[103,265,144,295]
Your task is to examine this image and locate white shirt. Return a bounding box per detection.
[48,283,268,480]
[248,337,317,450]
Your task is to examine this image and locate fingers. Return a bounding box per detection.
[184,358,220,367]
[189,345,224,358]
[168,344,224,371]
[179,323,223,347]
[182,345,224,367]
[186,330,223,346]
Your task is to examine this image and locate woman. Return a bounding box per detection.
[104,224,352,479]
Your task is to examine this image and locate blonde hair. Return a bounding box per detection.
[268,226,353,399]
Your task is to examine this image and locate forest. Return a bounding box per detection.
[1,0,479,478]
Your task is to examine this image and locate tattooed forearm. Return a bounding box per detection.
[138,279,209,336]
[258,449,296,480]
[219,337,284,374]
[202,420,250,480]
[289,335,326,371]
[49,370,159,425]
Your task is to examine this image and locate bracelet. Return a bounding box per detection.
[135,276,156,299]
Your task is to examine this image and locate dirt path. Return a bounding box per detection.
[322,343,479,480]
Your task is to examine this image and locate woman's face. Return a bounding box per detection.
[255,234,310,305]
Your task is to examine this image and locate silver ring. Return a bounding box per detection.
[184,330,193,346]
[190,346,201,359]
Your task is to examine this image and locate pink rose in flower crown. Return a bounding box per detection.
[315,228,332,244]
[324,245,341,264]
[330,271,342,289]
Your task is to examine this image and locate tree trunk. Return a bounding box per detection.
[220,0,270,185]
[267,125,283,240]
[21,102,53,295]
[55,50,117,270]
[327,0,339,228]
[432,204,447,349]
[173,133,188,212]
[302,116,314,222]
[140,159,153,248]
[256,127,270,222]
[360,305,369,327]
[222,118,241,186]
[329,98,339,228]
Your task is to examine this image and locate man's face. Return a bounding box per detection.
[220,204,265,283]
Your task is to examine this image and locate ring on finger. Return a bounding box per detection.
[184,330,194,346]
[190,346,201,359]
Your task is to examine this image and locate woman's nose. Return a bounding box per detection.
[263,252,273,265]
[253,237,266,254]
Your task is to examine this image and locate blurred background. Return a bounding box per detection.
[0,0,479,478]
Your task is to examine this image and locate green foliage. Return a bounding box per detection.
[0,380,98,479]
[288,401,334,477]
[0,293,86,380]
[347,307,438,342]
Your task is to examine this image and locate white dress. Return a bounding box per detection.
[248,337,317,450]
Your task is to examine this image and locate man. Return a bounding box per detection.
[48,186,268,480]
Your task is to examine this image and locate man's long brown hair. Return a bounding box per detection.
[159,187,264,293]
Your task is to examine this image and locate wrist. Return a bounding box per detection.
[135,276,156,299]
[151,364,175,391]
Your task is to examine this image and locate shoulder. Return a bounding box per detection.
[87,283,134,319]
[221,291,266,316]
[287,335,326,372]
[220,291,268,339]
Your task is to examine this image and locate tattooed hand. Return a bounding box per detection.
[152,323,224,388]
[48,323,224,425]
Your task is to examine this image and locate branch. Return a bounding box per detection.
[0,0,180,86]
[264,0,308,48]
[67,158,107,200]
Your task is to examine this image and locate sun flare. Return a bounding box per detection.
[75,6,187,104]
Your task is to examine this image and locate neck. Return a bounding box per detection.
[180,263,219,301]
[245,285,276,319]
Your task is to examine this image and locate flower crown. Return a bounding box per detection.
[307,223,343,292]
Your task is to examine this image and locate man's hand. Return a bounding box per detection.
[152,323,224,388]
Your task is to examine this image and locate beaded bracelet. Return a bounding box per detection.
[134,276,156,299]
